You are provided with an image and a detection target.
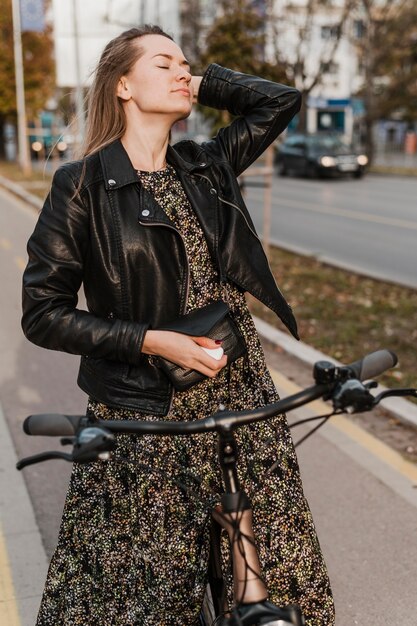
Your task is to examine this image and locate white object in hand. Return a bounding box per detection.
[201,346,224,360]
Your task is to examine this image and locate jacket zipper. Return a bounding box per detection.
[217,196,261,242]
[138,219,190,314]
[138,219,190,413]
[194,172,262,243]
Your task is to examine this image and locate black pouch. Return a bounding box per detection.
[156,301,246,391]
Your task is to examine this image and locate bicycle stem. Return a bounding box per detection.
[216,427,268,605]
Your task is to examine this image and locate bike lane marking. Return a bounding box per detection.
[266,193,417,231]
[270,368,417,509]
[0,522,21,626]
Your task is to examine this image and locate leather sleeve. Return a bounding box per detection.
[21,166,148,365]
[198,63,301,176]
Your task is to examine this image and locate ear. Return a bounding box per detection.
[116,77,131,101]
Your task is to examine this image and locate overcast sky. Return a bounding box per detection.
[52,0,180,87]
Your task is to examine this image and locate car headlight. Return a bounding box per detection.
[357,154,368,166]
[320,156,336,167]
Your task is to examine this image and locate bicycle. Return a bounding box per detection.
[17,349,417,626]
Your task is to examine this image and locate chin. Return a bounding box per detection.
[174,109,192,122]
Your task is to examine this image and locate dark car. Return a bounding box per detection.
[274,133,368,179]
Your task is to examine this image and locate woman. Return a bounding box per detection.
[22,25,334,626]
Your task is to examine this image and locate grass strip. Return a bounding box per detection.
[248,246,417,397]
[0,160,53,199]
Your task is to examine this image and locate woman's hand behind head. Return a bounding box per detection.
[191,76,203,104]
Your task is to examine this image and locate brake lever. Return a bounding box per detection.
[332,379,376,413]
[374,388,417,404]
[16,427,116,470]
[16,451,74,470]
[72,426,116,463]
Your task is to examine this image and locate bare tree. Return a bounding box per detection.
[268,0,357,131]
[198,0,288,133]
[179,0,204,70]
[352,0,417,162]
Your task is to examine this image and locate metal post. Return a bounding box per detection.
[11,0,31,175]
[140,0,146,22]
[262,145,274,259]
[72,0,85,152]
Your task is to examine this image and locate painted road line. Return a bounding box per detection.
[0,522,21,626]
[270,367,417,507]
[266,194,417,231]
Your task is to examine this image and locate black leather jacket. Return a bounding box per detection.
[22,63,301,415]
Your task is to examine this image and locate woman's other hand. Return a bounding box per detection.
[191,76,203,104]
[142,330,227,377]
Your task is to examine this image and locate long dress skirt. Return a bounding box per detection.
[36,166,335,625]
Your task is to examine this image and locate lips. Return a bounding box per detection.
[174,89,191,97]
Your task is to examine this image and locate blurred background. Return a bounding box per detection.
[1,0,417,171]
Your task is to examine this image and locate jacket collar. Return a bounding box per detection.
[99,140,139,191]
[99,139,211,190]
[166,144,211,174]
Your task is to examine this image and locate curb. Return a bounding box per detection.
[0,175,43,211]
[253,316,417,430]
[0,400,48,626]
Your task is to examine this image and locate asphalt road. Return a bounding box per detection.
[244,172,417,289]
[1,185,417,624]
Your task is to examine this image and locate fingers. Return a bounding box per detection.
[195,353,228,378]
[193,336,223,349]
[190,76,202,103]
[142,330,227,378]
[191,336,226,377]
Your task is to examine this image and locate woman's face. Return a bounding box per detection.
[117,34,193,122]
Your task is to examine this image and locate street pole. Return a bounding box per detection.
[72,0,85,153]
[140,0,147,22]
[262,145,274,259]
[11,0,31,175]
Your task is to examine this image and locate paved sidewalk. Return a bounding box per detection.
[374,150,417,170]
[0,400,48,626]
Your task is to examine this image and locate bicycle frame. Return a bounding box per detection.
[204,426,304,625]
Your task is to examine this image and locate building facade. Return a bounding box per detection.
[51,0,369,144]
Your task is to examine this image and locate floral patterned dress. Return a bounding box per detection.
[36,165,335,626]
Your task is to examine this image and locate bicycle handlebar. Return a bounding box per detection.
[23,413,84,437]
[341,349,397,382]
[22,349,399,439]
[22,382,330,437]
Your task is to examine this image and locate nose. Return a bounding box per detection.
[177,66,192,83]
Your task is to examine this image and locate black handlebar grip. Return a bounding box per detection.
[23,414,85,436]
[344,349,398,381]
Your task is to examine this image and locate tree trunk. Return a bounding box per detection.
[363,114,374,165]
[0,116,6,160]
[297,95,308,133]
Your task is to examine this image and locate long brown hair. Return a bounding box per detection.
[82,25,173,157]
